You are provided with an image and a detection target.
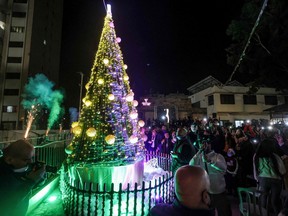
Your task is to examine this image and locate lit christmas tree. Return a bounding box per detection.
[65,4,145,167]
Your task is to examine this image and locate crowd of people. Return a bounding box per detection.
[142,117,288,216]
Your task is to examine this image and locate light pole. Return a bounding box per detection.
[77,72,84,118]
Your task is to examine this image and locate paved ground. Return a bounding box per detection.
[26,187,65,216]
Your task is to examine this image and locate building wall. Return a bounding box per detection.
[137,93,206,125]
[189,85,286,123]
[0,0,63,130]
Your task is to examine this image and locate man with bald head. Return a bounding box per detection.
[0,139,46,216]
[148,165,215,216]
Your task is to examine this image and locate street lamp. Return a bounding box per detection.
[77,72,84,118]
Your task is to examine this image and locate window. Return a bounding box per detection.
[265,96,277,105]
[11,26,25,33]
[12,12,26,18]
[220,94,235,104]
[5,73,20,79]
[208,95,214,105]
[9,41,23,47]
[3,106,17,113]
[4,89,19,95]
[7,57,22,63]
[243,95,257,105]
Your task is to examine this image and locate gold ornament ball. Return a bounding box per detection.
[71,121,79,128]
[105,134,115,144]
[86,127,97,137]
[123,74,129,81]
[85,83,90,90]
[72,126,82,136]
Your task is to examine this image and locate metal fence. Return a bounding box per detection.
[60,152,174,216]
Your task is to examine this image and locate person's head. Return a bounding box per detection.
[199,139,211,153]
[164,132,169,139]
[227,148,235,157]
[2,139,35,169]
[174,165,211,209]
[176,127,188,140]
[256,138,277,157]
[190,123,198,133]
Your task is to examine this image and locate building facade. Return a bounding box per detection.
[187,76,288,126]
[0,0,63,129]
[137,93,206,126]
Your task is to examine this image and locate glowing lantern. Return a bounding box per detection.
[86,127,97,137]
[129,135,138,144]
[133,100,138,107]
[72,126,82,136]
[123,64,128,69]
[71,122,79,128]
[98,78,104,84]
[108,94,115,100]
[85,100,92,107]
[130,111,138,119]
[138,120,145,127]
[105,134,115,144]
[126,92,134,102]
[65,144,74,154]
[123,75,129,81]
[103,58,109,65]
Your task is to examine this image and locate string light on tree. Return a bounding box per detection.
[66,3,144,166]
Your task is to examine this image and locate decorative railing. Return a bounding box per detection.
[60,152,174,216]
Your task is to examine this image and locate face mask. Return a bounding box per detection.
[13,166,29,173]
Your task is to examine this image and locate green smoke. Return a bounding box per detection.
[47,90,64,129]
[21,73,65,129]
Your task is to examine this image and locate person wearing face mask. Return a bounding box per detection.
[0,139,46,216]
[148,165,216,216]
[189,139,232,216]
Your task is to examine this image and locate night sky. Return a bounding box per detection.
[60,0,245,109]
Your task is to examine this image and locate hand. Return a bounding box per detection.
[26,164,46,183]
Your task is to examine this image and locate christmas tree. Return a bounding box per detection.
[65,4,145,166]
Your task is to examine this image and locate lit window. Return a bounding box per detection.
[7,106,13,112]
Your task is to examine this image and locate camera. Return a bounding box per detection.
[32,161,58,173]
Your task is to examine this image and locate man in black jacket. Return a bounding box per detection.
[0,139,46,216]
[171,127,196,175]
[148,165,215,216]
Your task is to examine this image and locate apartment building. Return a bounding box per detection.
[0,0,63,129]
[187,76,288,126]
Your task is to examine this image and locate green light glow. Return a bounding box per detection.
[27,177,59,214]
[48,195,57,202]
